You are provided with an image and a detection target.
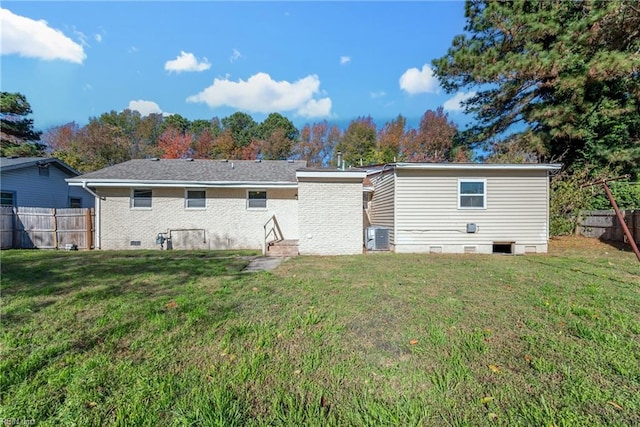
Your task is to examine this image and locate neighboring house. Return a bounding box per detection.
[0,157,94,209]
[365,162,562,254]
[66,158,366,255]
[67,158,561,256]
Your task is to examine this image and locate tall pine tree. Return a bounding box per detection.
[433,0,640,177]
[1,92,44,157]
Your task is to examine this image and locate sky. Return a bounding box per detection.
[0,1,475,133]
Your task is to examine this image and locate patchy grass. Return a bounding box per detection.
[1,239,638,426]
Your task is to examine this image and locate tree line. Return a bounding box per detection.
[2,95,465,173]
[2,0,638,182]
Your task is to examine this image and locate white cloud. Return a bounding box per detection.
[165,51,211,73]
[74,28,90,47]
[0,8,85,63]
[340,56,351,65]
[230,48,242,63]
[370,91,386,99]
[127,100,168,117]
[399,64,439,95]
[443,91,476,112]
[128,46,138,54]
[298,98,332,118]
[94,33,102,43]
[187,72,332,118]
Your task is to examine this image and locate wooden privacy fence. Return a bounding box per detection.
[578,209,640,244]
[0,207,94,250]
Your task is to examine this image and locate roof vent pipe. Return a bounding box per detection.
[337,151,342,170]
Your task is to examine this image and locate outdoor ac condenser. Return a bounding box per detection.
[365,226,390,251]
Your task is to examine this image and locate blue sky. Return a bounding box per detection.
[1,1,474,132]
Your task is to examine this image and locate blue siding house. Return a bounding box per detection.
[0,157,94,208]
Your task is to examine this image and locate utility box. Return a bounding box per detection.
[365,226,389,251]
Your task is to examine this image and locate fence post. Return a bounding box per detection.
[12,207,19,249]
[52,208,58,249]
[86,208,93,250]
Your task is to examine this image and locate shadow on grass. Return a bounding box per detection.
[598,237,639,253]
[1,250,253,300]
[522,256,639,284]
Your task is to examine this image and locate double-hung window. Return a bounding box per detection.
[458,179,486,209]
[247,190,267,209]
[131,189,152,209]
[186,189,206,209]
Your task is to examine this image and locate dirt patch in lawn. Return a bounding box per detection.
[549,235,635,254]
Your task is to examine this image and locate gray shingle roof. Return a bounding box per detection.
[0,157,80,176]
[69,159,307,183]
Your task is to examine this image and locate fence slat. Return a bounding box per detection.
[0,207,94,250]
[578,209,639,244]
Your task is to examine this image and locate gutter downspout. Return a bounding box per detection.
[82,182,106,201]
[82,182,104,250]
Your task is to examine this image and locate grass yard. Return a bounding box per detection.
[1,238,639,426]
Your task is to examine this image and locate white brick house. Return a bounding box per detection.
[68,159,560,256]
[67,159,366,255]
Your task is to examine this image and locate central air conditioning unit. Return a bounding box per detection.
[365,226,389,251]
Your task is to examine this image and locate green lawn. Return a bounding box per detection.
[1,239,639,426]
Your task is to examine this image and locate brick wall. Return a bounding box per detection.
[298,179,363,255]
[97,187,298,250]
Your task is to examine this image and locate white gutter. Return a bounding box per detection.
[393,163,562,171]
[68,180,298,189]
[296,171,367,179]
[82,181,106,200]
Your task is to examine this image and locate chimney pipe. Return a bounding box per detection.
[337,151,342,170]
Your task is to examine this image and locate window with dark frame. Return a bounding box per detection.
[69,197,82,208]
[132,189,152,208]
[1,191,15,207]
[459,180,486,209]
[186,189,206,208]
[247,190,267,209]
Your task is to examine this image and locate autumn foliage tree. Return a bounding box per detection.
[401,108,457,162]
[375,114,408,163]
[336,116,377,166]
[157,127,192,159]
[295,121,341,167]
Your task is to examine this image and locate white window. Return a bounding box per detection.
[458,179,486,209]
[186,189,206,209]
[1,191,15,206]
[247,190,267,209]
[131,189,152,209]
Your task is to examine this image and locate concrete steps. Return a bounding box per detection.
[266,239,299,257]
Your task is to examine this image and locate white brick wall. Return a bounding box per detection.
[298,179,363,255]
[97,187,298,250]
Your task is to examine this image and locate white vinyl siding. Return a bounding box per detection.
[185,189,206,209]
[393,169,550,253]
[368,171,396,245]
[131,189,152,209]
